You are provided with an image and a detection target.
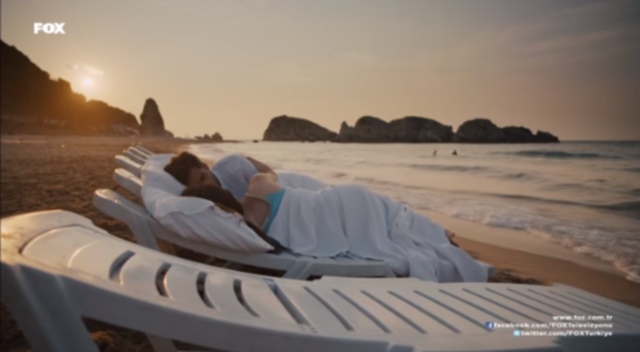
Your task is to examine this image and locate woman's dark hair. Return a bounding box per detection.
[181,184,286,253]
[165,152,203,186]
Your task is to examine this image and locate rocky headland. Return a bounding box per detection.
[263,115,338,142]
[1,40,173,138]
[263,115,559,143]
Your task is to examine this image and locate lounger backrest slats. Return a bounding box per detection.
[545,284,640,326]
[273,284,352,332]
[118,252,168,296]
[460,285,555,324]
[124,149,146,165]
[115,155,142,177]
[113,168,142,197]
[133,145,154,156]
[128,147,151,160]
[433,285,544,325]
[203,271,260,319]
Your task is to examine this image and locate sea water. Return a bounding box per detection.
[188,141,640,282]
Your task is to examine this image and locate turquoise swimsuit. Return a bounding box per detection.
[261,189,286,233]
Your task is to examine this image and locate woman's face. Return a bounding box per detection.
[186,165,218,187]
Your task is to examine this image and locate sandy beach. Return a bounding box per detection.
[1,135,638,351]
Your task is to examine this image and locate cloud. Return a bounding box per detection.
[67,63,104,76]
[410,0,639,74]
[334,52,378,71]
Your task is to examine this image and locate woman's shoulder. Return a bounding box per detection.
[250,173,271,183]
[213,154,248,167]
[249,173,281,195]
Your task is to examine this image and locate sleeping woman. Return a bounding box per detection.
[181,169,489,283]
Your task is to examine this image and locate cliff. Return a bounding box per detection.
[454,118,559,143]
[262,115,559,143]
[338,116,454,143]
[1,40,139,135]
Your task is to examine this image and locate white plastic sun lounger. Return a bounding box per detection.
[130,145,154,157]
[115,154,143,177]
[4,210,640,352]
[93,186,396,279]
[114,146,152,177]
[124,149,147,165]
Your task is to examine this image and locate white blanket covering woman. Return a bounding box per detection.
[267,184,488,282]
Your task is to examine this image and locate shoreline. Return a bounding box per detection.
[418,210,640,308]
[422,210,622,275]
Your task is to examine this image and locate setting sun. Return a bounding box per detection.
[82,77,93,87]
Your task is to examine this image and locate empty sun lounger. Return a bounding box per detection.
[114,145,151,177]
[128,145,153,158]
[132,144,154,156]
[115,154,143,177]
[123,149,147,165]
[113,167,142,198]
[3,210,639,352]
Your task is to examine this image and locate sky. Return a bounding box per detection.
[2,0,639,140]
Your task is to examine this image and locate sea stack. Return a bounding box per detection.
[139,98,173,137]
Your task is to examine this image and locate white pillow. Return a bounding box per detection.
[143,154,186,196]
[140,154,273,253]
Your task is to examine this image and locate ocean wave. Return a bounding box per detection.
[481,192,588,208]
[529,227,640,283]
[467,191,640,220]
[428,200,640,283]
[506,150,619,159]
[498,172,537,181]
[330,171,348,178]
[541,182,593,192]
[408,164,491,173]
[353,176,425,191]
[595,200,640,218]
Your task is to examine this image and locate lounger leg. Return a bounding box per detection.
[282,262,314,280]
[147,334,178,352]
[1,266,98,352]
[223,262,247,271]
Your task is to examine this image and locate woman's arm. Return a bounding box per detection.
[246,156,276,175]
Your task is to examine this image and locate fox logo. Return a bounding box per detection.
[33,23,66,34]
